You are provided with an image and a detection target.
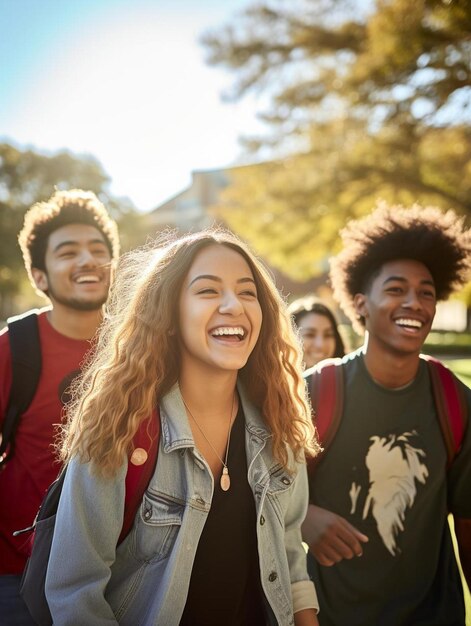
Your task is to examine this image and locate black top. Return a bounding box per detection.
[179,405,266,626]
[307,352,471,626]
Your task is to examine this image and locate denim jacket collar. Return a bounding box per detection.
[159,380,272,454]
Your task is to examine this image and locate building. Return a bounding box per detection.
[148,165,469,334]
[147,165,327,301]
[149,167,233,232]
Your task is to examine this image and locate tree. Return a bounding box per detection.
[0,143,146,320]
[202,0,471,280]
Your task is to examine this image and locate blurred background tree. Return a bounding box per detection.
[202,0,471,281]
[0,142,151,320]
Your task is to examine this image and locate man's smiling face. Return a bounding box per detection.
[354,258,437,356]
[32,223,112,312]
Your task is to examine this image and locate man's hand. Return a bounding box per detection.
[302,504,369,566]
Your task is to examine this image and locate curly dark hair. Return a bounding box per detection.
[18,189,120,288]
[330,202,471,333]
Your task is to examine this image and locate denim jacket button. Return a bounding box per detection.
[268,571,278,582]
[260,515,265,526]
[281,477,291,485]
[144,508,152,521]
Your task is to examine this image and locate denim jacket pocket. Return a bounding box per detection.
[133,491,184,564]
[265,464,295,527]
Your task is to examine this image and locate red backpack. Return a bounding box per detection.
[17,410,160,626]
[307,355,468,470]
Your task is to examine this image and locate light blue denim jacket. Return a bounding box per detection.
[45,383,318,625]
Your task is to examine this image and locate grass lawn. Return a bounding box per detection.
[444,359,471,388]
[449,516,471,625]
[445,360,470,623]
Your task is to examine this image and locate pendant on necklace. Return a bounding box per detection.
[220,466,230,491]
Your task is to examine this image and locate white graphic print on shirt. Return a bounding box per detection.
[349,431,428,555]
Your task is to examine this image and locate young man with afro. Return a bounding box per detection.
[302,203,471,625]
[0,189,120,624]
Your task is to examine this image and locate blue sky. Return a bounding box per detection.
[0,0,263,210]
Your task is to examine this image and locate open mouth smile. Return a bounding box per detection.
[210,326,246,342]
[394,318,424,332]
[74,274,101,284]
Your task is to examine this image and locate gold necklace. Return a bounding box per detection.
[182,394,235,492]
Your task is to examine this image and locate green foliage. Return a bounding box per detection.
[0,143,110,205]
[202,0,471,279]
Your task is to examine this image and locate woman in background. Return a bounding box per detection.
[45,229,320,626]
[289,297,346,369]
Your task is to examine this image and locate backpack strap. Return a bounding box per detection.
[305,353,467,474]
[0,310,42,466]
[16,409,161,545]
[421,355,468,467]
[17,409,161,625]
[306,358,344,471]
[119,408,161,543]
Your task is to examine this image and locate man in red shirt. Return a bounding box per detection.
[0,189,120,624]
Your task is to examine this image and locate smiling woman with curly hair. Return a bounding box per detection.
[46,228,320,626]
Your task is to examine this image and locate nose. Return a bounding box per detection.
[77,248,98,267]
[218,290,244,316]
[403,288,422,310]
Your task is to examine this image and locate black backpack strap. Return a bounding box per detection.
[0,310,42,466]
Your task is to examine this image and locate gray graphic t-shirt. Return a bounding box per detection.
[307,352,471,626]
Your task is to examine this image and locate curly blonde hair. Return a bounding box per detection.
[59,229,319,477]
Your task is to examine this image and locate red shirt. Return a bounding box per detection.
[0,312,91,574]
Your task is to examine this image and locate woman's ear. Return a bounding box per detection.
[353,293,368,319]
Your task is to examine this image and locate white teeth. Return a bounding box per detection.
[76,275,99,283]
[211,326,245,337]
[395,318,422,328]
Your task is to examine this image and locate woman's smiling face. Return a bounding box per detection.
[298,312,336,368]
[178,244,263,376]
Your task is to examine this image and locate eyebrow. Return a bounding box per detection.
[52,239,108,254]
[383,275,435,288]
[188,274,256,288]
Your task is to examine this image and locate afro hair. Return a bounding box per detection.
[329,202,471,334]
